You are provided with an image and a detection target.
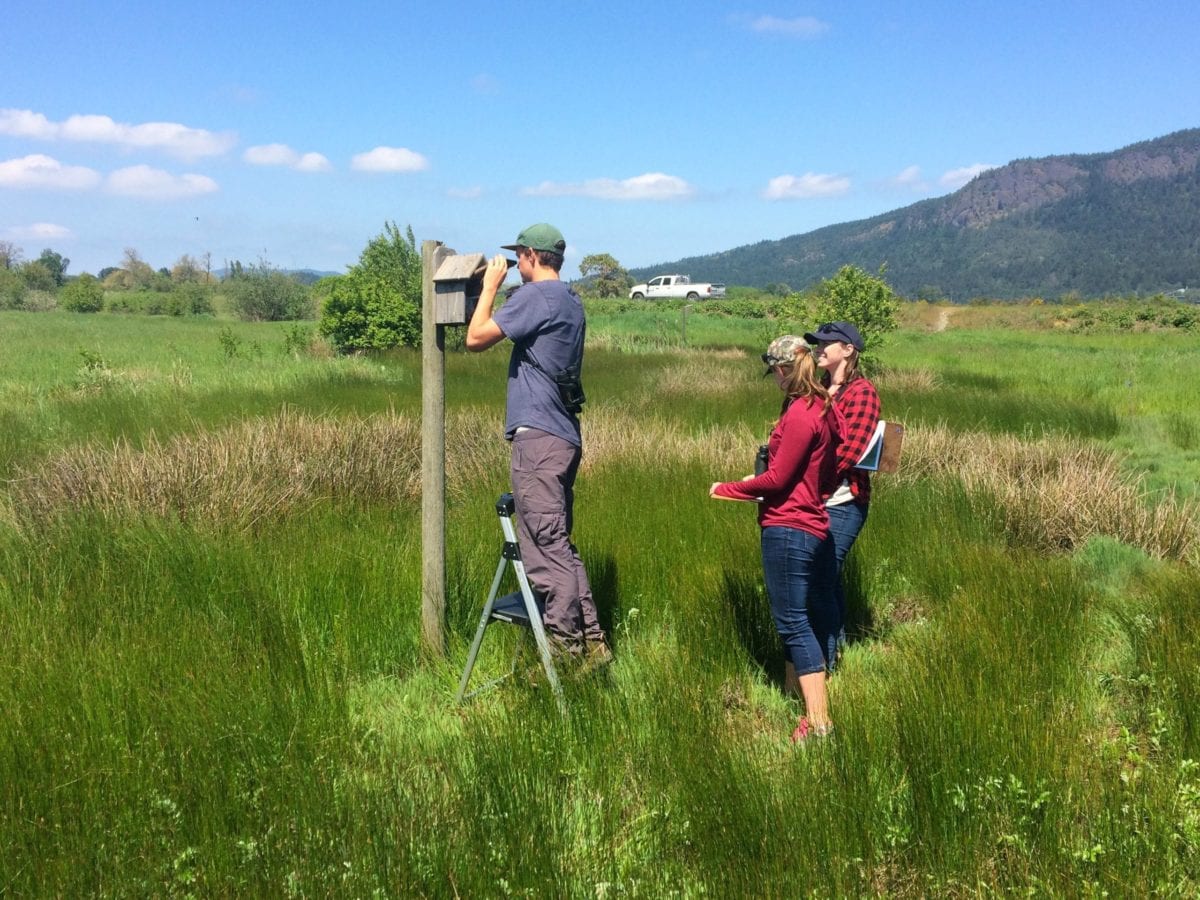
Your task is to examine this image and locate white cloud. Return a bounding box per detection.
[448,185,484,199]
[0,109,236,160]
[891,165,929,192]
[940,163,996,189]
[0,109,57,139]
[106,165,219,200]
[295,152,332,172]
[744,15,829,38]
[522,172,695,201]
[351,146,429,172]
[244,143,331,172]
[0,154,101,190]
[763,172,851,200]
[5,222,73,241]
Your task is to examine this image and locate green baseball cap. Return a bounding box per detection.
[501,223,567,253]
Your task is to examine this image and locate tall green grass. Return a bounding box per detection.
[2,309,1199,895]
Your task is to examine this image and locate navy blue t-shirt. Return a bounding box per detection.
[493,279,585,446]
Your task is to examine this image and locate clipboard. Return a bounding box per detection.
[854,420,904,473]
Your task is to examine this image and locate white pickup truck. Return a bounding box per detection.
[629,274,726,300]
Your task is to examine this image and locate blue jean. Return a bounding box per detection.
[761,526,840,676]
[826,501,868,641]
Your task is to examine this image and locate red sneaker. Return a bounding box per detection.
[791,717,811,743]
[791,718,833,744]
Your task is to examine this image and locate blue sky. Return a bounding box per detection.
[2,0,1197,280]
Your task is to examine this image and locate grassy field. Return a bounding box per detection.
[2,308,1198,896]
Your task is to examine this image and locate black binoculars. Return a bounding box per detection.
[754,444,769,476]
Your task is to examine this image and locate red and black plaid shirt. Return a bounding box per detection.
[830,376,880,503]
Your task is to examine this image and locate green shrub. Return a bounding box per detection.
[172,283,214,316]
[20,261,56,292]
[318,271,420,352]
[814,264,900,355]
[281,323,315,357]
[22,289,57,312]
[318,222,421,352]
[59,274,106,313]
[0,266,27,309]
[225,263,313,321]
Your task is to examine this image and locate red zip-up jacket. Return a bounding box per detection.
[713,396,839,539]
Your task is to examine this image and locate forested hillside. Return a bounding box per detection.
[637,128,1200,300]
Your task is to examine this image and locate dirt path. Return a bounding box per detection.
[933,307,957,332]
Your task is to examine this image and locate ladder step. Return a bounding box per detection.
[490,591,543,627]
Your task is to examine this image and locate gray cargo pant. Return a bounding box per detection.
[510,428,603,648]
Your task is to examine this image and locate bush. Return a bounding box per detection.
[225,263,313,321]
[21,290,57,312]
[175,283,214,315]
[813,265,900,355]
[0,266,27,309]
[319,271,420,352]
[20,261,56,292]
[318,222,421,352]
[59,274,105,313]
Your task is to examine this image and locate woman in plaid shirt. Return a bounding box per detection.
[805,322,882,652]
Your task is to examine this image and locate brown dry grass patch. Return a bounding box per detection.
[896,423,1199,563]
[10,410,423,531]
[581,406,756,473]
[874,366,940,394]
[10,409,1197,566]
[652,358,752,400]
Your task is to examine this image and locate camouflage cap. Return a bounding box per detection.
[761,334,807,375]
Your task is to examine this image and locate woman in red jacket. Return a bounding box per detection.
[805,322,881,652]
[710,335,840,741]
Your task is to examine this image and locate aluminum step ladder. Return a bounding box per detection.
[455,493,565,711]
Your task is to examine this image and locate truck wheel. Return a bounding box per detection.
[632,292,644,300]
[686,292,699,301]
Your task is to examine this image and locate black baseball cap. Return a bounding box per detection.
[804,321,865,351]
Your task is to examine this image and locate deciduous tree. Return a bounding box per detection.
[36,249,69,286]
[20,261,56,292]
[171,255,202,283]
[0,241,23,270]
[813,265,900,359]
[578,253,631,298]
[109,248,156,290]
[318,221,422,351]
[225,260,313,321]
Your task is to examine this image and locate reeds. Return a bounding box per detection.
[897,423,1199,563]
[15,401,1193,567]
[9,405,764,532]
[9,410,423,530]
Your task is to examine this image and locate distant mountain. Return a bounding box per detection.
[213,267,339,285]
[635,128,1200,300]
[285,269,340,286]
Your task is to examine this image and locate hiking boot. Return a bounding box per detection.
[586,640,613,665]
[542,634,584,674]
[578,640,614,675]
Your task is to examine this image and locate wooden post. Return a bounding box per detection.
[421,240,448,655]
